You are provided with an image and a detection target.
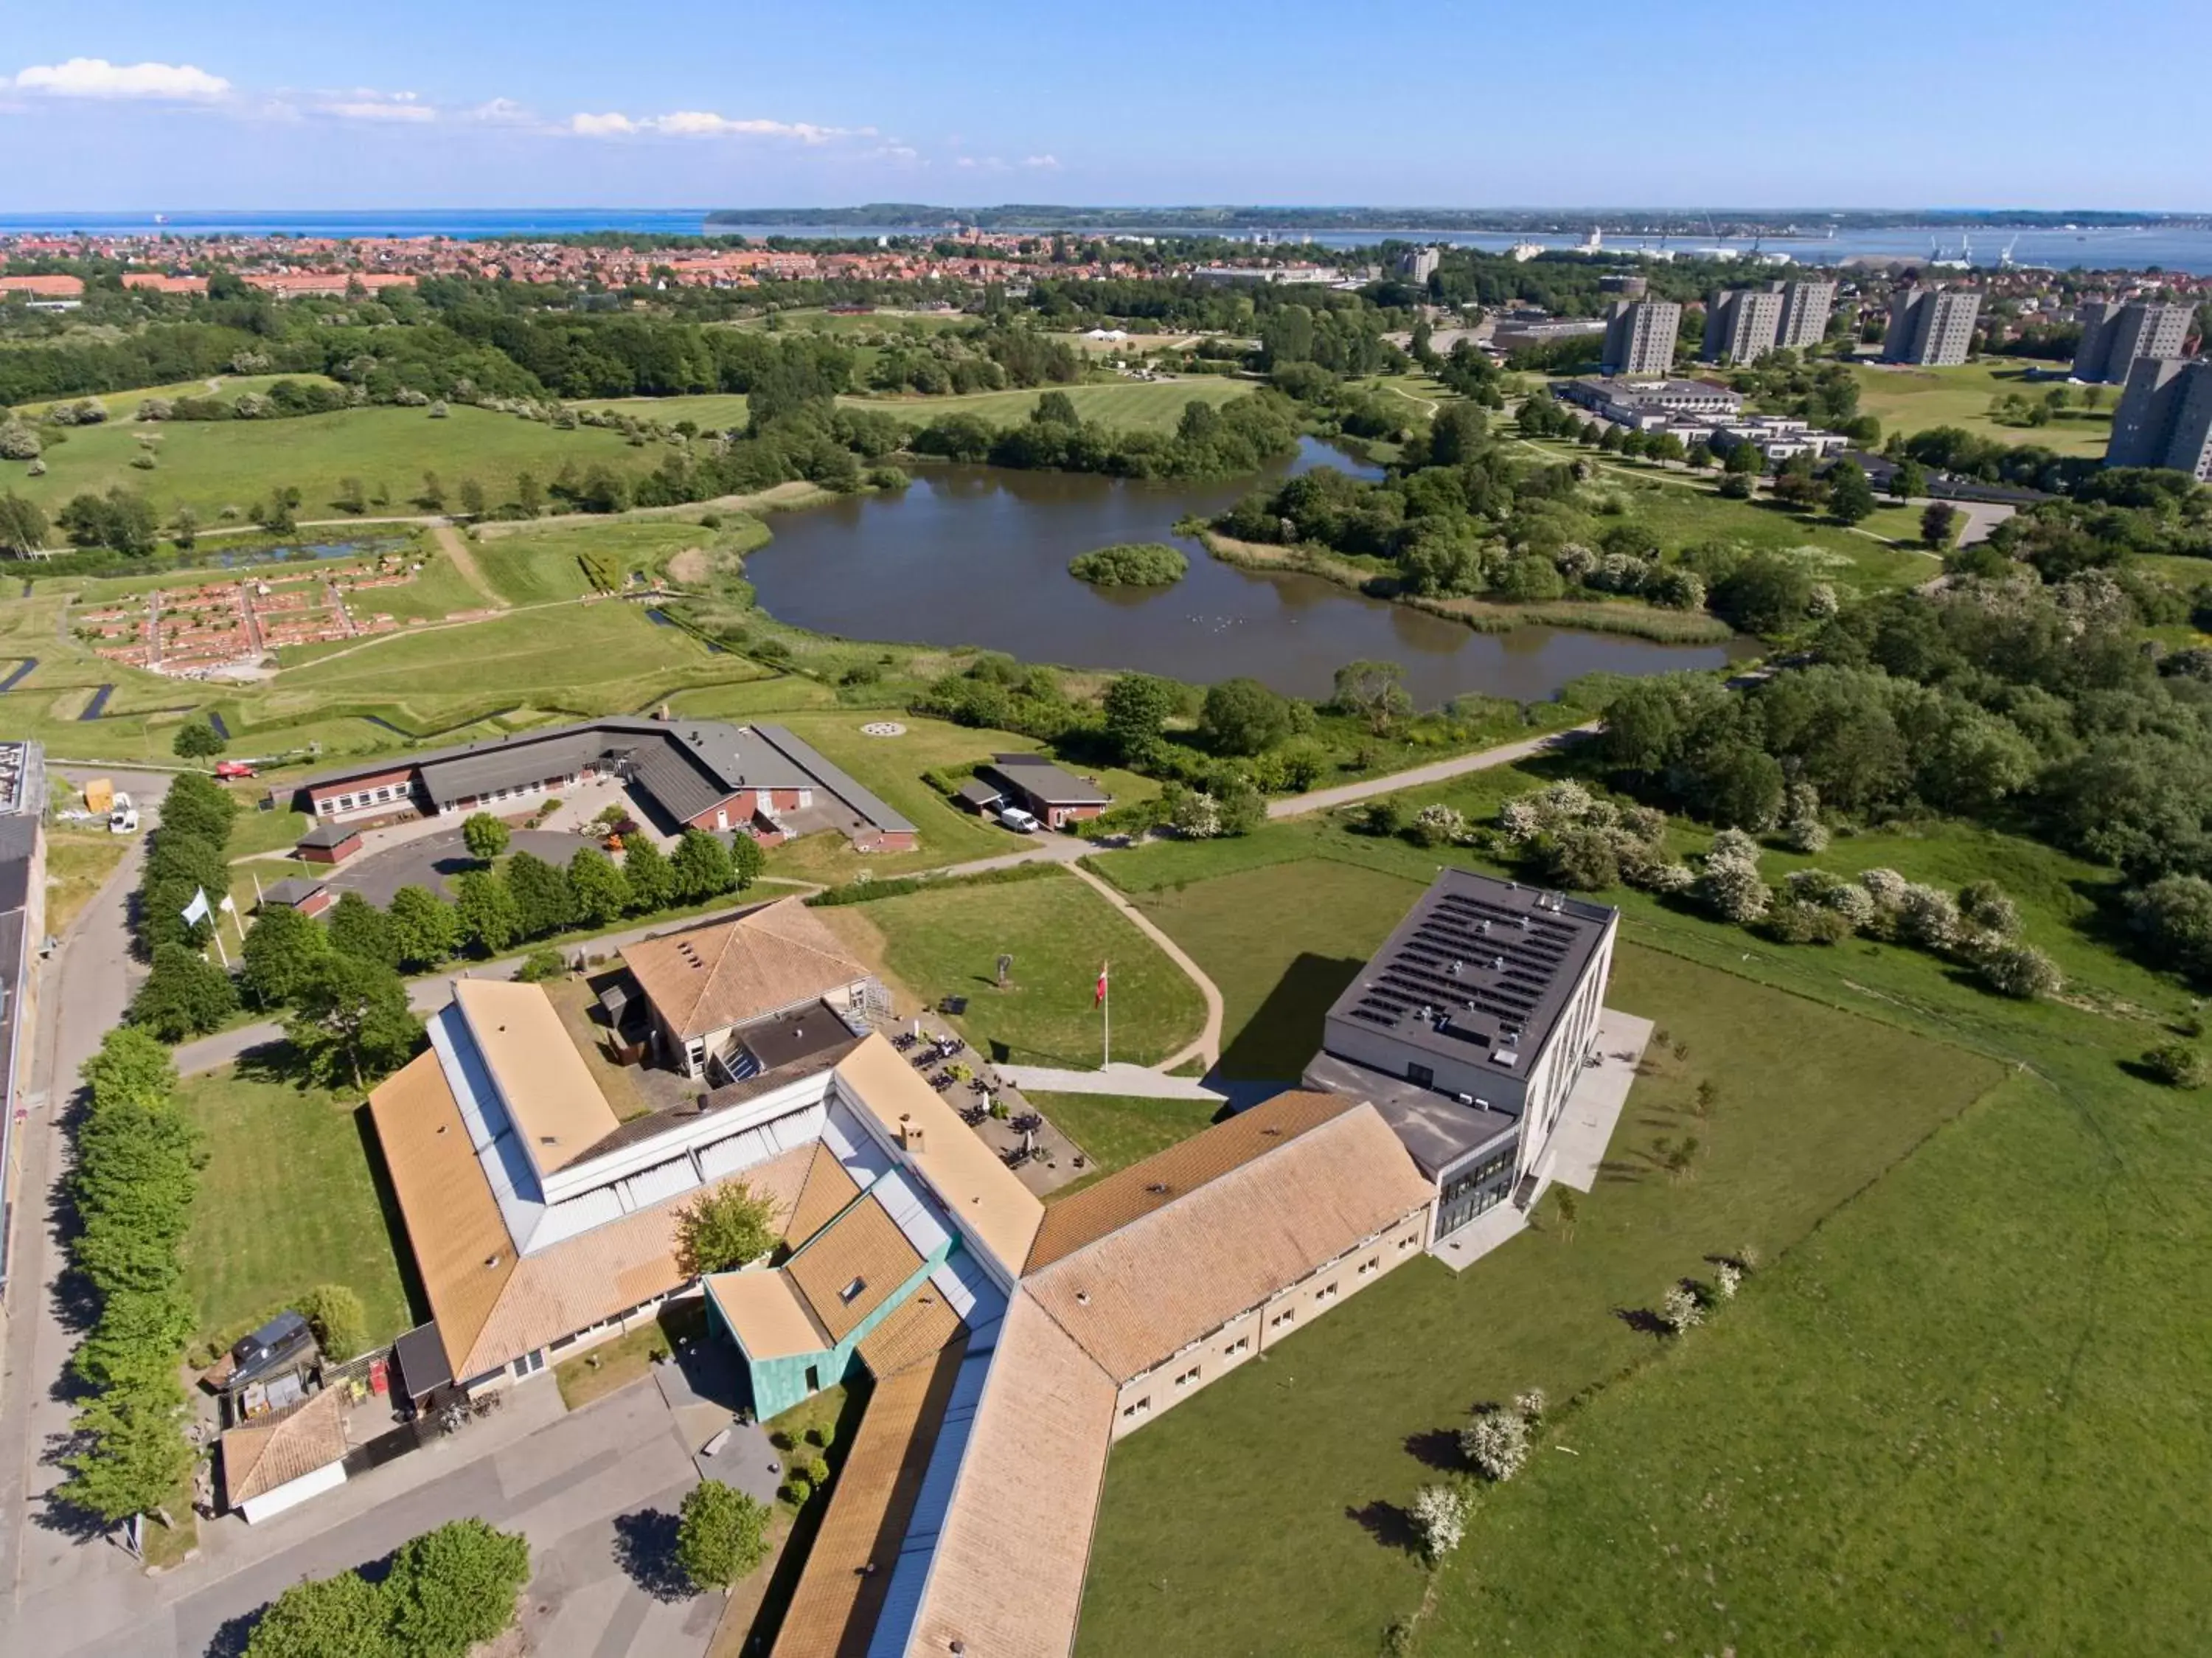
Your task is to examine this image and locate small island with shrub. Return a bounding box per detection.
[1068,541,1189,588]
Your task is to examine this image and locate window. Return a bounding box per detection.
[839,1277,867,1305]
[1357,1258,1380,1278]
[1124,1396,1151,1419]
[804,1364,821,1392]
[1174,1365,1200,1389]
[1399,1234,1417,1251]
[1271,1306,1295,1328]
[1224,1335,1250,1358]
[1407,1062,1435,1089]
[510,1348,546,1378]
[1314,1283,1339,1305]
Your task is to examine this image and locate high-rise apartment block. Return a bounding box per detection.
[1397,246,1441,284]
[1776,278,1837,350]
[2105,357,2212,480]
[1701,285,1786,364]
[1601,299,1680,376]
[2072,301,2194,384]
[1882,285,1981,367]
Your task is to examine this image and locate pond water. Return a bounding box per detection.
[745,437,1750,706]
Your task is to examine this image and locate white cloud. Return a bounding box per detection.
[570,108,861,145]
[468,97,536,126]
[1022,153,1060,170]
[13,58,230,101]
[320,90,434,122]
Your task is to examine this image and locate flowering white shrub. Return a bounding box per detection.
[1896,884,1962,951]
[1460,1411,1531,1482]
[1662,1283,1705,1333]
[1409,1482,1470,1560]
[1716,1262,1743,1300]
[1513,1387,1548,1423]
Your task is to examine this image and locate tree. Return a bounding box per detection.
[245,893,333,1007]
[127,943,240,1042]
[1408,1483,1470,1562]
[567,847,630,927]
[383,1519,532,1658]
[57,1384,196,1527]
[1101,673,1178,761]
[171,504,198,551]
[672,829,737,903]
[171,718,226,760]
[159,770,238,844]
[0,490,49,556]
[387,884,462,971]
[728,830,765,891]
[244,1569,397,1658]
[1460,1408,1531,1482]
[326,890,400,967]
[675,1182,777,1276]
[1826,459,1876,525]
[461,812,509,863]
[293,1283,367,1359]
[2143,1044,2208,1089]
[456,478,488,520]
[1921,502,1961,549]
[1328,660,1413,735]
[677,1480,774,1590]
[285,954,420,1092]
[504,851,573,940]
[453,869,522,957]
[1976,941,2061,1001]
[1197,677,1292,757]
[620,838,675,915]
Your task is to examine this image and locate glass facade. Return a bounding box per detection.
[1435,1142,1517,1238]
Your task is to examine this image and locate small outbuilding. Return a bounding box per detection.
[220,1384,351,1523]
[952,778,1004,815]
[260,876,333,919]
[296,821,364,864]
[979,753,1113,830]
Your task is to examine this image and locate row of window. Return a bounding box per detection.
[323,782,406,814]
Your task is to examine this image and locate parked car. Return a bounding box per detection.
[998,806,1040,833]
[108,792,138,835]
[214,760,257,780]
[229,1311,319,1388]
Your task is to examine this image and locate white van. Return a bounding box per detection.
[108,792,139,834]
[998,805,1040,834]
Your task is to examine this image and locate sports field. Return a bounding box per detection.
[9,403,655,521]
[1848,360,2115,456]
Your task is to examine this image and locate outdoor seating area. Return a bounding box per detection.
[888,1016,1087,1195]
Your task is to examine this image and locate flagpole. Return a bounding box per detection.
[1103,960,1110,1069]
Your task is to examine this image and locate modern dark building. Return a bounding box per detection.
[2105,357,2212,480]
[1304,869,1617,1244]
[2072,301,2194,384]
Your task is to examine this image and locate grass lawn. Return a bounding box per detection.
[18,373,344,420]
[1077,938,2006,1658]
[844,377,1255,433]
[470,520,709,606]
[12,403,657,523]
[1847,360,2114,457]
[173,1062,415,1355]
[1024,1091,1226,1193]
[553,1298,705,1412]
[808,868,1204,1067]
[42,830,128,937]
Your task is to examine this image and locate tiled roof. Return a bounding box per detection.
[220,1384,349,1506]
[1021,1103,1433,1383]
[835,1037,1044,1277]
[620,899,867,1043]
[706,1269,830,1362]
[453,979,619,1175]
[1025,1091,1353,1272]
[855,1285,964,1379]
[908,1293,1116,1658]
[787,1195,925,1345]
[770,1338,969,1658]
[786,1142,863,1249]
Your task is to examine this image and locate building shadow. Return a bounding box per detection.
[1216,952,1368,1083]
[355,1103,433,1328]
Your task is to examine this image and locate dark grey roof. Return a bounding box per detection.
[736,1000,863,1072]
[1324,869,1615,1087]
[297,820,360,848]
[954,779,1004,808]
[417,729,605,808]
[261,877,328,908]
[1301,1051,1520,1180]
[984,752,1113,808]
[577,1033,863,1162]
[752,724,917,836]
[627,740,730,826]
[392,1322,453,1398]
[0,816,36,915]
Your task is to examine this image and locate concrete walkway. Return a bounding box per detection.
[1541,1009,1654,1193]
[1266,726,1598,819]
[993,1062,1228,1101]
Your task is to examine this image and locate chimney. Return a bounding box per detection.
[899,1112,927,1154]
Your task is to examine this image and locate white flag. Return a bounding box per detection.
[218,893,237,912]
[181,888,212,927]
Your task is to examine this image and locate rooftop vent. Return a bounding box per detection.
[1491,1049,1520,1067]
[1074,1291,1090,1306]
[1144,1182,1171,1196]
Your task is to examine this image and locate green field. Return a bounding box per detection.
[569,376,1256,437]
[16,372,345,420]
[1848,360,2115,457]
[1077,929,2006,1658]
[809,868,1205,1067]
[470,520,709,606]
[174,1064,416,1353]
[9,403,655,521]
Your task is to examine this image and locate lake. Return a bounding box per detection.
[744,438,1751,706]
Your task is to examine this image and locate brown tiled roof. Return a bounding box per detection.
[835,1036,1044,1277]
[786,1143,862,1249]
[220,1385,349,1506]
[620,898,867,1041]
[1022,1103,1433,1383]
[706,1269,830,1362]
[453,979,619,1175]
[455,1147,815,1379]
[787,1195,925,1345]
[368,1048,818,1381]
[909,1293,1116,1658]
[1025,1091,1354,1272]
[368,1051,516,1382]
[769,1338,969,1658]
[855,1283,964,1379]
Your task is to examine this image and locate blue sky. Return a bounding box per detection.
[1,0,2197,212]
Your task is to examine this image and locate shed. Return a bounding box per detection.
[296,821,363,864]
[953,778,1004,814]
[979,753,1113,830]
[220,1385,351,1523]
[260,876,333,918]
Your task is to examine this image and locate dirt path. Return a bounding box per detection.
[432,521,508,608]
[1385,383,1441,417]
